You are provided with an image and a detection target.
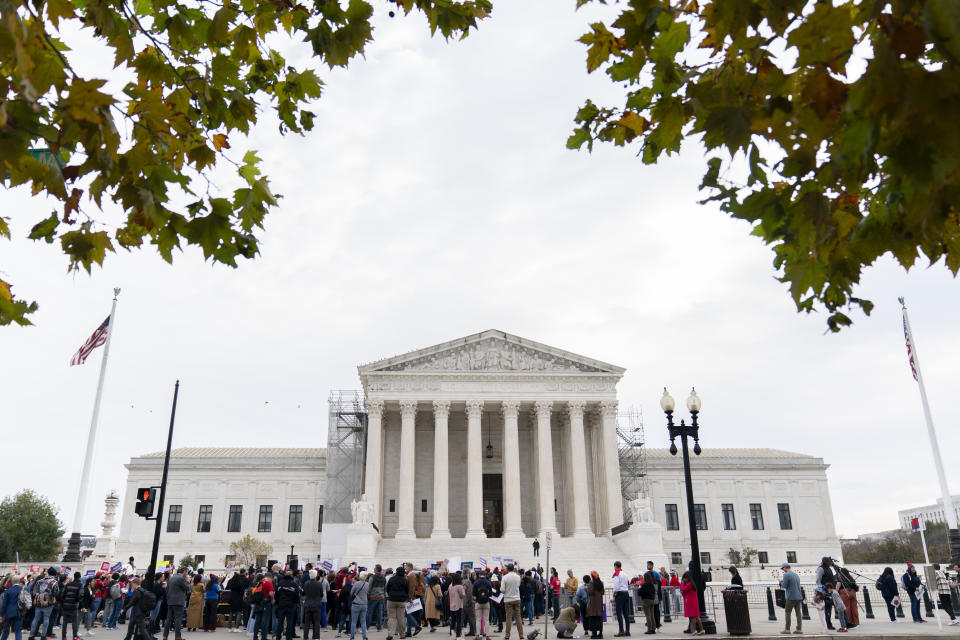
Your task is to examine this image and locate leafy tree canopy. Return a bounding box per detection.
[0,489,65,561]
[0,0,490,325]
[842,521,951,564]
[569,0,960,331]
[178,553,196,570]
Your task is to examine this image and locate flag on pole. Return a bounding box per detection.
[902,316,919,381]
[71,316,110,366]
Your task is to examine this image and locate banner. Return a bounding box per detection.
[84,570,97,579]
[100,561,111,572]
[405,599,423,615]
[460,561,473,572]
[478,558,487,569]
[491,555,501,564]
[111,562,123,573]
[431,563,441,571]
[30,564,41,573]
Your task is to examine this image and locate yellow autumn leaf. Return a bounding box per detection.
[213,133,230,151]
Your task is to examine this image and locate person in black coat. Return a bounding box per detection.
[59,574,83,640]
[226,570,250,630]
[877,567,899,622]
[385,568,409,640]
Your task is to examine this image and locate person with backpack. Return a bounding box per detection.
[79,578,93,637]
[104,575,123,631]
[519,573,534,626]
[472,572,493,640]
[251,576,274,640]
[28,568,60,640]
[365,567,385,633]
[275,571,302,640]
[59,573,82,640]
[120,579,155,640]
[163,568,190,640]
[876,567,900,623]
[814,558,836,631]
[0,576,27,640]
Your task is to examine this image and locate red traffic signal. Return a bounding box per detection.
[135,487,156,518]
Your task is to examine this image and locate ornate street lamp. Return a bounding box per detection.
[662,387,713,632]
[485,412,494,459]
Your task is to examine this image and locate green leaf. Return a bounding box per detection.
[28,213,60,243]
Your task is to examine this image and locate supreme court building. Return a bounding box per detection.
[115,330,841,575]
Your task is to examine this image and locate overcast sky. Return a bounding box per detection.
[2,1,958,542]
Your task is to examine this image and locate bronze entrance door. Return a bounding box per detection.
[482,473,503,538]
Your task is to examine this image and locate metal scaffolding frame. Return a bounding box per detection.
[617,406,649,523]
[324,390,367,524]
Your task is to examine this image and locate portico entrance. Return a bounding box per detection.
[483,473,503,538]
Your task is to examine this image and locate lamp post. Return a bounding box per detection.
[662,387,712,630]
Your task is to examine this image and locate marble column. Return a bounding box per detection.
[465,399,486,538]
[364,399,385,528]
[566,400,594,537]
[501,400,524,537]
[535,400,557,536]
[396,400,417,539]
[600,400,624,533]
[431,400,451,538]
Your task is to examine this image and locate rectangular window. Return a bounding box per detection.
[167,505,182,533]
[288,505,303,533]
[700,552,711,565]
[224,555,236,565]
[721,503,736,530]
[421,499,428,513]
[389,499,396,513]
[778,503,793,530]
[318,505,324,532]
[197,505,212,532]
[758,552,769,564]
[694,503,708,530]
[786,551,797,564]
[228,505,242,532]
[750,503,764,530]
[670,552,682,565]
[258,505,272,532]
[194,554,205,566]
[665,504,680,531]
[163,554,174,565]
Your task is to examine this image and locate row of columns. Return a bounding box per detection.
[363,398,623,539]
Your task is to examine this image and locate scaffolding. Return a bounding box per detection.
[324,390,367,524]
[617,406,649,523]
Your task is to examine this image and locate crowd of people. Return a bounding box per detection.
[2,556,959,640]
[0,559,713,640]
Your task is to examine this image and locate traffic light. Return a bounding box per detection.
[135,487,156,518]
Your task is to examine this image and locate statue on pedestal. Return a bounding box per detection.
[350,494,374,526]
[628,495,654,526]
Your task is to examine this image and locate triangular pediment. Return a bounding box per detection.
[359,330,625,375]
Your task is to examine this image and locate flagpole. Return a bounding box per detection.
[917,517,943,629]
[64,288,121,563]
[899,297,960,565]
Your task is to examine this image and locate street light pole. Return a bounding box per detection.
[663,388,713,632]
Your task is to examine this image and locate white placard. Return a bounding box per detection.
[405,600,423,614]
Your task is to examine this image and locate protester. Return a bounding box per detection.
[385,567,408,640]
[728,567,743,588]
[877,567,900,623]
[824,584,848,632]
[835,567,859,628]
[680,572,703,636]
[447,574,464,640]
[612,561,630,637]
[1,576,26,640]
[638,572,656,635]
[349,572,369,640]
[59,573,82,640]
[29,568,60,640]
[366,567,385,633]
[500,565,523,640]
[202,575,221,632]
[160,568,189,640]
[120,578,155,640]
[779,563,802,635]
[585,572,603,640]
[901,563,926,623]
[226,569,248,632]
[814,557,836,630]
[553,604,580,639]
[933,564,959,625]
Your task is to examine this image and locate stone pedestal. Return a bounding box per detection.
[613,522,668,569]
[344,523,381,567]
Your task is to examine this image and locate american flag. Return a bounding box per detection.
[70,316,110,366]
[902,316,918,381]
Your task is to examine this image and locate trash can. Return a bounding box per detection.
[722,588,751,636]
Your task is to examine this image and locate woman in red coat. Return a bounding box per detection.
[680,573,704,635]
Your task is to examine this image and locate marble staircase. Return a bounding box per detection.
[372,535,647,577]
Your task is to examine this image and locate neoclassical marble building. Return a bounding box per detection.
[357,329,627,541]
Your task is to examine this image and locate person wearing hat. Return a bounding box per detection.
[779,564,802,635]
[901,563,925,623]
